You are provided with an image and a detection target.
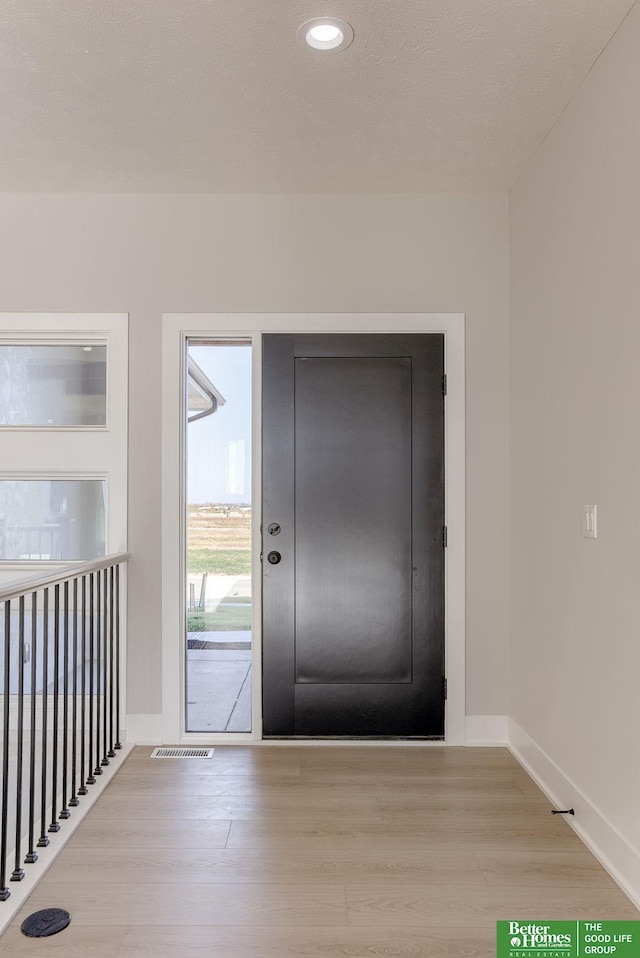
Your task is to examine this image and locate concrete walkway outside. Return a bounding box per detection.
[185,574,252,732]
[187,633,251,733]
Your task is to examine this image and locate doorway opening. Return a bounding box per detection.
[162,313,465,745]
[184,339,252,733]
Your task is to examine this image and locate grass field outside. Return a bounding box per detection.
[187,548,251,576]
[187,600,252,632]
[186,505,252,631]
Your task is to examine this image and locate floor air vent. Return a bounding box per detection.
[150,747,215,759]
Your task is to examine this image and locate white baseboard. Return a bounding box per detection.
[508,717,640,910]
[465,714,508,745]
[129,715,507,748]
[125,713,163,745]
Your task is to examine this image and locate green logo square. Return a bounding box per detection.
[497,921,640,958]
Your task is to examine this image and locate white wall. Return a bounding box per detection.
[510,0,640,892]
[0,193,509,719]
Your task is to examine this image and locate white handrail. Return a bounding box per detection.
[0,552,130,603]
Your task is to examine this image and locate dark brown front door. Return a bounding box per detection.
[262,334,445,737]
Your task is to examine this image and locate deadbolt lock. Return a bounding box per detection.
[267,523,281,536]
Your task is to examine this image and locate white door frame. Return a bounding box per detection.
[162,314,465,746]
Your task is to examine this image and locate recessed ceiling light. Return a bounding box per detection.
[297,17,354,53]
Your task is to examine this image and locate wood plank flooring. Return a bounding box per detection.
[1,745,637,957]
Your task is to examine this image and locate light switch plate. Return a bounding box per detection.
[583,504,597,539]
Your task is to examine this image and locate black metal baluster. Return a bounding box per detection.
[114,565,121,750]
[0,600,12,899]
[78,576,88,796]
[37,589,50,848]
[86,573,95,786]
[59,581,70,820]
[48,584,60,833]
[108,566,115,758]
[25,591,38,863]
[94,569,102,777]
[69,578,79,808]
[11,597,26,880]
[101,569,109,767]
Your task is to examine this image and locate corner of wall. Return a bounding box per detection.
[465,715,508,746]
[508,718,640,911]
[125,713,163,745]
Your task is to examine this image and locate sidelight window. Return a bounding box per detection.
[184,340,252,733]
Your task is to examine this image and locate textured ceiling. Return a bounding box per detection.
[0,0,635,192]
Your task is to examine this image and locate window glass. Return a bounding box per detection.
[0,480,106,560]
[185,342,252,733]
[0,344,107,426]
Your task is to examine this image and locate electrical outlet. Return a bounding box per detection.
[583,505,597,539]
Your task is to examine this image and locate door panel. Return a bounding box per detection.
[295,357,412,685]
[262,334,444,738]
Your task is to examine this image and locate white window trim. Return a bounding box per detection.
[162,314,465,746]
[0,313,128,561]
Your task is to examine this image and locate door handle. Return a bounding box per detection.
[267,551,282,565]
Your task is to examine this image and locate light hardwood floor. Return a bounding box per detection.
[1,746,637,957]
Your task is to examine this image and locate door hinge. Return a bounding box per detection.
[443,677,448,700]
[442,374,447,397]
[442,525,448,548]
